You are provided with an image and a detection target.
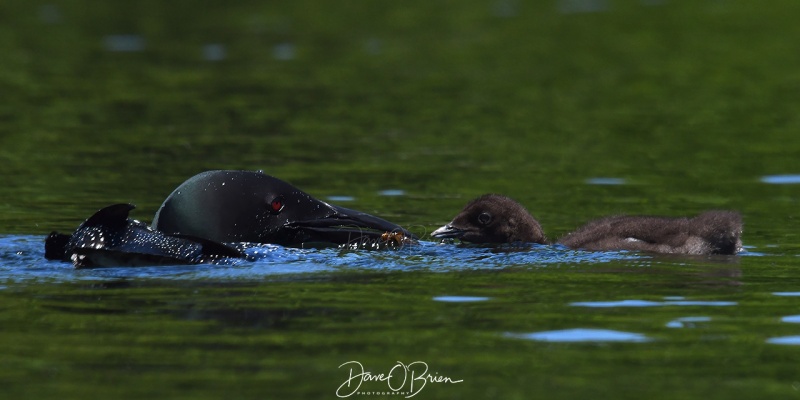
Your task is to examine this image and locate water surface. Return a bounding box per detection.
[2,0,800,399]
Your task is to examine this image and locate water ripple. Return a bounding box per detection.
[571,299,736,307]
[378,189,406,197]
[760,174,800,184]
[433,296,491,303]
[505,328,651,343]
[665,316,712,328]
[766,336,800,345]
[0,235,646,284]
[773,292,800,297]
[781,315,800,323]
[585,177,626,185]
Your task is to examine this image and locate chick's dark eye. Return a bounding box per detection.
[477,212,492,225]
[269,196,285,214]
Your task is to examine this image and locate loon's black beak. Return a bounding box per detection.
[286,204,417,245]
[431,223,466,239]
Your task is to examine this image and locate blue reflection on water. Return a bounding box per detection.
[760,175,800,184]
[665,316,711,328]
[572,299,662,307]
[433,296,491,303]
[585,177,626,185]
[571,300,736,307]
[378,189,406,197]
[781,315,800,323]
[766,336,800,345]
[664,301,737,306]
[505,328,651,343]
[0,236,642,284]
[326,196,356,202]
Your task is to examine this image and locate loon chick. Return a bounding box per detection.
[431,194,743,255]
[430,195,547,244]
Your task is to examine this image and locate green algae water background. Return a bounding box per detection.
[2,1,800,399]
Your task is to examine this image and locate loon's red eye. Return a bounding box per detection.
[270,196,285,214]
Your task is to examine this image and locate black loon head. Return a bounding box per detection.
[152,170,416,247]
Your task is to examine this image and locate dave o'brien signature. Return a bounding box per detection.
[336,360,463,398]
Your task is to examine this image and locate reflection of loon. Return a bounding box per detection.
[45,171,416,268]
[432,194,743,255]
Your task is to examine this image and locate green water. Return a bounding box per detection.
[2,0,800,398]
